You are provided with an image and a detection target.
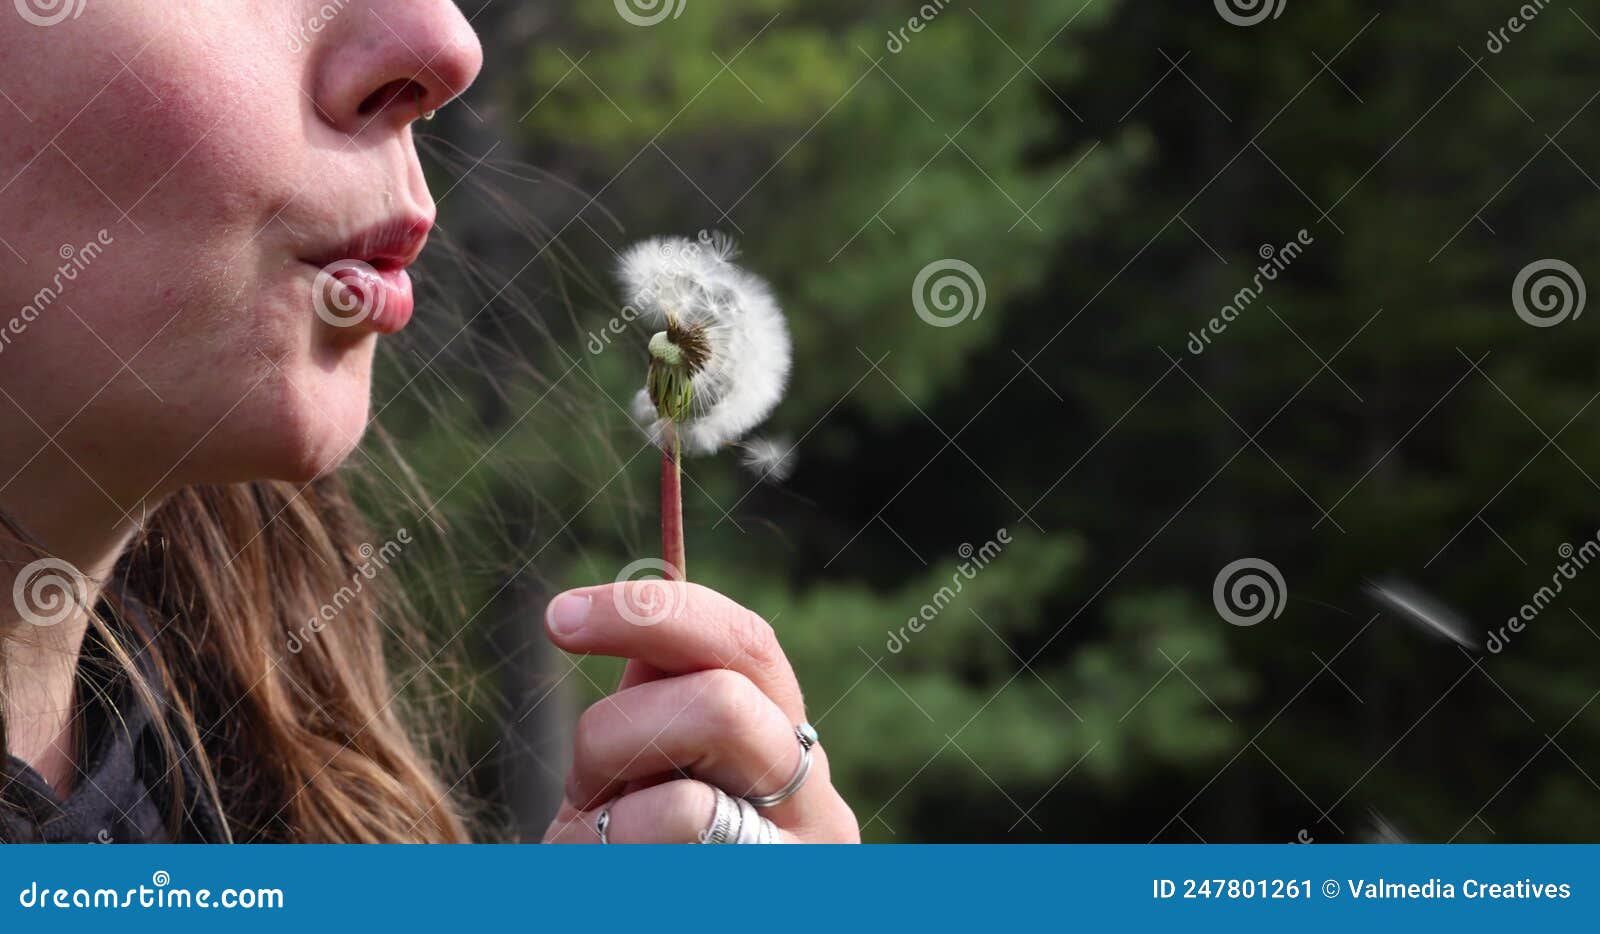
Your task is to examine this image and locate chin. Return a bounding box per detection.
[229,339,378,486]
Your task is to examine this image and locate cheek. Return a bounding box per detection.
[0,12,390,493]
[0,23,302,360]
[85,76,291,232]
[3,21,298,261]
[0,19,366,487]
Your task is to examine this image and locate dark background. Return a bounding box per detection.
[357,0,1600,842]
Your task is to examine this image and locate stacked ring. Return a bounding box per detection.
[733,796,763,844]
[702,786,739,844]
[700,786,780,844]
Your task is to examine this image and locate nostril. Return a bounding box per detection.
[357,78,428,119]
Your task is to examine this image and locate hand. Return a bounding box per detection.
[540,581,859,843]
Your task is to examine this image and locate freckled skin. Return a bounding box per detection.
[0,2,481,504]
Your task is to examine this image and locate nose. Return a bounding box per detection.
[310,0,484,134]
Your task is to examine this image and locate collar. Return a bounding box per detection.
[1,594,228,843]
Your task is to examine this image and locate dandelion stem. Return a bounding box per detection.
[661,432,685,581]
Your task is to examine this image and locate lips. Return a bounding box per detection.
[303,216,432,334]
[311,260,414,334]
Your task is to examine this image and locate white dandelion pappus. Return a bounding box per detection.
[738,436,796,483]
[616,233,792,455]
[1363,809,1411,844]
[1364,578,1478,650]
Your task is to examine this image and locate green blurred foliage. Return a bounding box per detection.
[375,0,1600,841]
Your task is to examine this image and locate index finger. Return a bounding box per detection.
[544,581,806,723]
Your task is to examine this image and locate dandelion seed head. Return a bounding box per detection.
[617,233,791,455]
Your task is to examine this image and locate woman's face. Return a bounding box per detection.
[0,1,481,516]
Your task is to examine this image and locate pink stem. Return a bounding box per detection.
[660,437,685,582]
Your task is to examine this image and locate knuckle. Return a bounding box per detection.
[682,583,784,674]
[696,669,763,737]
[727,604,782,673]
[662,779,717,843]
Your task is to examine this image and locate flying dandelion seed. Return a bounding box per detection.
[1363,809,1412,844]
[738,436,796,483]
[1365,579,1479,651]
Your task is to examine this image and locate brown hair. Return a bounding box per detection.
[3,475,471,843]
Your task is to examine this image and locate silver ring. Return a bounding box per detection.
[733,795,763,844]
[746,722,817,809]
[701,786,739,844]
[594,805,612,845]
[734,794,781,843]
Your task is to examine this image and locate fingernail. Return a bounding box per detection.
[546,592,592,638]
